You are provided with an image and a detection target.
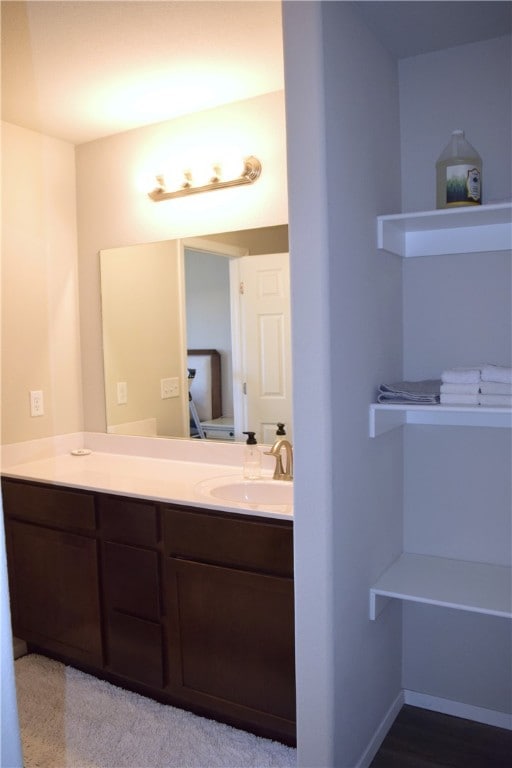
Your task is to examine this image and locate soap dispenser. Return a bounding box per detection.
[242,431,261,480]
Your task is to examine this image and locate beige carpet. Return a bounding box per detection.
[15,654,296,768]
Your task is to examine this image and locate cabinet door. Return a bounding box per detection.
[166,557,296,740]
[6,519,102,666]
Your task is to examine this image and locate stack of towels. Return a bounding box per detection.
[378,379,440,404]
[479,365,512,407]
[441,364,512,407]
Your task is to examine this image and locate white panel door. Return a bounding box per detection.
[238,253,292,444]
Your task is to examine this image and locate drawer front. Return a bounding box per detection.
[163,507,293,576]
[106,611,163,689]
[99,494,159,546]
[2,478,96,532]
[103,542,160,620]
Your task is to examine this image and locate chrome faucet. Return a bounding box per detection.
[265,439,293,481]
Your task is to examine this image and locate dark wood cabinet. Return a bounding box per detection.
[3,480,102,666]
[164,506,295,743]
[2,476,295,744]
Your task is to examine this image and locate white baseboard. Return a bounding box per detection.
[356,691,404,768]
[404,690,512,731]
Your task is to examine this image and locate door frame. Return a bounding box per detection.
[180,237,248,437]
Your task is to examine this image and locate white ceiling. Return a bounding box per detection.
[1,1,510,146]
[1,1,285,144]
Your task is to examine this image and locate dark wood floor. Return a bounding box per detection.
[370,705,512,767]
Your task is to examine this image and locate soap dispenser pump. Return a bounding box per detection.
[242,431,261,480]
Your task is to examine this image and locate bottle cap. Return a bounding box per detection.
[243,431,257,445]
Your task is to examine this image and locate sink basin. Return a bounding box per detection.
[196,476,293,508]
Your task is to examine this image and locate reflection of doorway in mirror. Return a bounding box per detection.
[232,253,292,444]
[184,243,292,444]
[184,249,234,421]
[182,238,247,441]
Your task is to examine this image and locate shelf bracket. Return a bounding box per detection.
[369,590,393,620]
[369,405,407,437]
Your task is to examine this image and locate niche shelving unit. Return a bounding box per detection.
[377,201,511,258]
[369,202,512,621]
[369,402,512,437]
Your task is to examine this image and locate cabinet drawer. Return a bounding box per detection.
[99,495,159,546]
[163,507,293,576]
[106,611,163,689]
[2,478,96,533]
[103,542,160,620]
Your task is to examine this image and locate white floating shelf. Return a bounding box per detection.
[377,203,512,258]
[369,403,512,437]
[370,553,512,621]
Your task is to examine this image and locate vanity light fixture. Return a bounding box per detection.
[148,156,262,201]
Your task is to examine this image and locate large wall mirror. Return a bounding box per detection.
[100,225,292,444]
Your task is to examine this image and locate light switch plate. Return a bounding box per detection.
[161,377,180,399]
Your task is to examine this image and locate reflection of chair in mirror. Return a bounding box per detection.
[187,349,234,440]
[188,368,205,438]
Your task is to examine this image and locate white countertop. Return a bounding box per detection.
[1,433,293,520]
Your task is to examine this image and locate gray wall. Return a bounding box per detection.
[399,35,512,212]
[284,3,403,765]
[323,4,404,766]
[283,5,338,765]
[284,4,511,764]
[399,35,512,715]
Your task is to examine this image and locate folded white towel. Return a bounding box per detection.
[481,365,512,384]
[440,393,479,406]
[440,383,480,395]
[478,393,512,407]
[480,381,512,395]
[441,367,481,384]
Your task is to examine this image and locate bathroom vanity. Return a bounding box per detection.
[2,446,295,745]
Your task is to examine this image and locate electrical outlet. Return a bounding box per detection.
[161,377,180,399]
[30,390,44,417]
[117,381,128,405]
